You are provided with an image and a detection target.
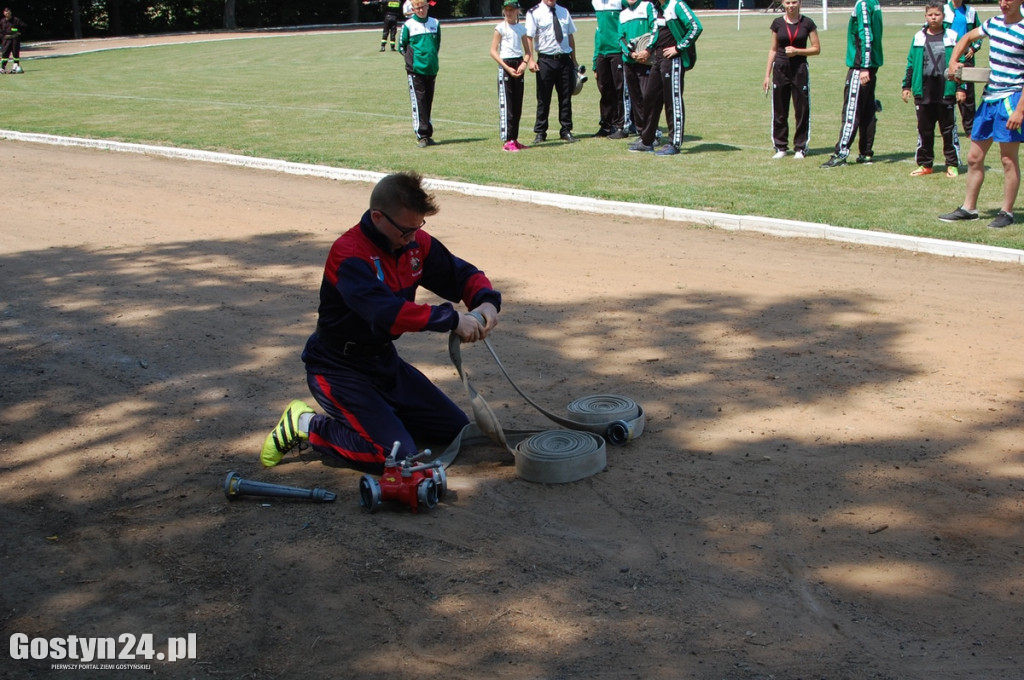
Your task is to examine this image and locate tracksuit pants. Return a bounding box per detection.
[408,72,436,140]
[534,53,575,137]
[640,53,685,149]
[623,61,651,134]
[832,66,877,158]
[595,53,625,132]
[499,58,526,142]
[771,60,811,153]
[914,98,961,168]
[305,349,468,470]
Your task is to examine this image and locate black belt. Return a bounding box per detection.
[315,324,393,358]
[539,53,571,60]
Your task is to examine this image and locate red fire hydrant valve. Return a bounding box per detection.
[359,442,447,514]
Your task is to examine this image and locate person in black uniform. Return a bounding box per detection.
[0,7,25,74]
[365,0,404,52]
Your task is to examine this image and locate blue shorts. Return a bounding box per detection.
[972,92,1024,143]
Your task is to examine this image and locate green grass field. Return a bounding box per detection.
[8,8,1024,250]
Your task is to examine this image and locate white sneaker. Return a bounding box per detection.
[772,150,787,160]
[794,150,805,160]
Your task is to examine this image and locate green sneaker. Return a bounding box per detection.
[260,400,314,467]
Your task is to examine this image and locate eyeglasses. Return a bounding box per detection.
[377,210,426,237]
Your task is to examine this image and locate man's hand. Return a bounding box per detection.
[454,312,485,343]
[471,302,499,333]
[902,89,911,104]
[454,302,499,343]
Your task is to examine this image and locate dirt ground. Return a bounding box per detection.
[2,33,1024,679]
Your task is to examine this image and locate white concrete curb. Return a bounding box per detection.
[4,129,1022,265]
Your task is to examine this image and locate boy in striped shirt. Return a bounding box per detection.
[939,0,1024,228]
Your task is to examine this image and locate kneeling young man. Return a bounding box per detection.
[260,172,501,470]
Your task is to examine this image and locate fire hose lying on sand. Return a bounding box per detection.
[430,328,646,484]
[225,327,646,512]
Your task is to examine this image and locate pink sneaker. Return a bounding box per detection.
[512,140,528,150]
[502,140,519,152]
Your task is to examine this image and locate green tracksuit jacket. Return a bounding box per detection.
[619,0,657,64]
[661,0,702,70]
[845,0,883,69]
[901,27,964,98]
[399,14,440,75]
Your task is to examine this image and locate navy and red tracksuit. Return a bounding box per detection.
[301,211,501,469]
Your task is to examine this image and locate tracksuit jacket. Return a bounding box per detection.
[845,0,883,69]
[652,0,702,70]
[593,0,625,59]
[303,211,500,372]
[902,27,964,99]
[943,1,982,57]
[399,14,440,75]
[619,0,657,64]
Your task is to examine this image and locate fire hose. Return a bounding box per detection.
[432,331,645,484]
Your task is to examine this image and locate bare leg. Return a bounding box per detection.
[998,141,1021,213]
[962,138,991,211]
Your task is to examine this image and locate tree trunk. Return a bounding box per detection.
[71,0,82,38]
[108,0,123,35]
[224,0,237,29]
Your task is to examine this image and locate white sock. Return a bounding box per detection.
[297,412,314,434]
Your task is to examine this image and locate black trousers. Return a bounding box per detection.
[640,53,685,148]
[914,98,961,168]
[832,67,877,157]
[959,55,977,137]
[534,53,575,137]
[771,60,810,153]
[623,61,651,133]
[1,36,19,62]
[595,53,625,132]
[498,58,525,142]
[407,73,435,140]
[380,14,398,44]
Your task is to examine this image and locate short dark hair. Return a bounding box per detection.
[369,171,440,216]
[925,0,943,10]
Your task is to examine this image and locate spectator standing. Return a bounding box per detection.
[619,0,657,137]
[944,0,982,136]
[593,0,628,138]
[901,0,963,177]
[364,0,403,52]
[821,0,884,167]
[763,0,820,160]
[628,0,702,156]
[399,0,441,147]
[0,7,25,74]
[491,0,532,151]
[524,0,580,144]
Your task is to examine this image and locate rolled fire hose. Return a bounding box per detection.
[431,331,645,484]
